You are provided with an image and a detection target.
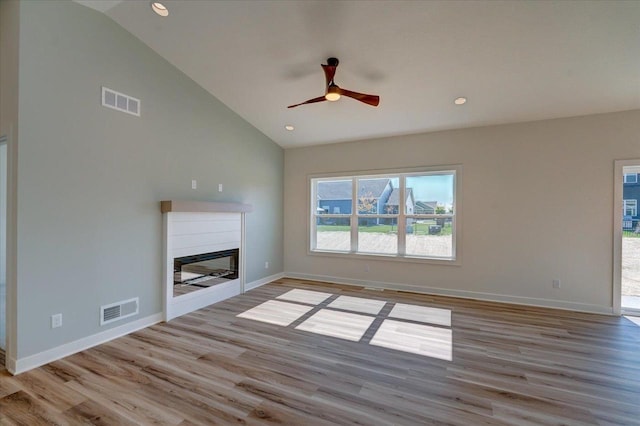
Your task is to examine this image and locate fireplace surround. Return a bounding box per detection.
[161,200,252,320]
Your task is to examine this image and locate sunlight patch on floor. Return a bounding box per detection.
[327,295,386,315]
[237,288,453,361]
[389,303,451,327]
[236,300,314,326]
[276,289,333,305]
[296,309,376,342]
[370,319,452,361]
[624,315,640,326]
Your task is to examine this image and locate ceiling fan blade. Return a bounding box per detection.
[321,64,337,87]
[287,96,327,108]
[338,88,380,107]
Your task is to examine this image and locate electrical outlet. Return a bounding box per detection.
[218,183,223,192]
[552,279,561,289]
[191,179,197,190]
[51,313,62,329]
[364,264,370,272]
[264,261,269,269]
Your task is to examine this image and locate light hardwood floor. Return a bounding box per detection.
[1,277,640,425]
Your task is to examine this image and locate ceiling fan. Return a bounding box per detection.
[287,58,380,108]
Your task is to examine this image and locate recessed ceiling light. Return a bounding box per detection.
[151,2,169,17]
[454,97,467,105]
[284,125,295,131]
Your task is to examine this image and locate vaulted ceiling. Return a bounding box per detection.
[75,0,640,148]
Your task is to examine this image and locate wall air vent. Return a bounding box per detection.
[100,297,139,326]
[101,86,140,116]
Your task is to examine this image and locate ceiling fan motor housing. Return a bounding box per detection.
[327,57,339,67]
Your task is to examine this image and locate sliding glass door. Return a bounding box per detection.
[615,160,640,315]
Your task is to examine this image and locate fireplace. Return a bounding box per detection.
[161,200,253,321]
[174,248,239,294]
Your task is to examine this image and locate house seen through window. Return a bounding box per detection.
[310,167,458,261]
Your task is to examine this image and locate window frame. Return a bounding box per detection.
[308,165,461,265]
[624,199,638,217]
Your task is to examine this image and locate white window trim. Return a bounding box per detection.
[624,173,638,184]
[624,199,637,217]
[308,165,462,265]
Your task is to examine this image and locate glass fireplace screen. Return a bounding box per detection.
[173,248,239,296]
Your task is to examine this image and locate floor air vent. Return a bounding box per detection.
[101,86,140,116]
[100,297,139,326]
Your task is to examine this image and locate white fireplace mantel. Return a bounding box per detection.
[161,200,252,321]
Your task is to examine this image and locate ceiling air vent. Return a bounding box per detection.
[101,86,140,116]
[100,297,139,326]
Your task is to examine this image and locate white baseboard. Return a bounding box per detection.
[5,356,16,374]
[6,272,283,375]
[9,313,162,375]
[10,270,607,375]
[285,272,614,315]
[245,272,285,291]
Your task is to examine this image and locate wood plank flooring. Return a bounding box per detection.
[2,277,640,425]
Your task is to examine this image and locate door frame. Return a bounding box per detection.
[0,135,6,355]
[613,159,640,316]
[0,128,16,371]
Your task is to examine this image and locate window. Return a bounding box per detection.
[310,166,459,262]
[624,199,637,217]
[624,174,638,184]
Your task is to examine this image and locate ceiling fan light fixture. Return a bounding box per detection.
[287,58,379,108]
[454,97,467,105]
[325,85,341,102]
[151,2,169,17]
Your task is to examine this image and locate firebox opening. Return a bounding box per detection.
[173,248,239,295]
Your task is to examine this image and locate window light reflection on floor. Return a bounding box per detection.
[275,288,333,305]
[237,289,453,361]
[236,300,314,326]
[370,319,453,361]
[295,309,376,342]
[327,295,386,315]
[389,303,451,327]
[625,316,640,326]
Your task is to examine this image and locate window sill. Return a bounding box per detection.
[308,249,461,266]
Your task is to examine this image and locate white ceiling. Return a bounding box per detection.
[77,0,640,148]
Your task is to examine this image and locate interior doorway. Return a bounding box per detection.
[614,160,640,315]
[0,136,6,353]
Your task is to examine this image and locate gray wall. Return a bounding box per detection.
[284,110,640,313]
[15,0,283,358]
